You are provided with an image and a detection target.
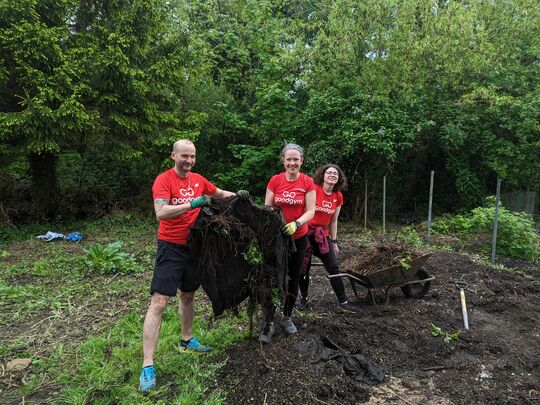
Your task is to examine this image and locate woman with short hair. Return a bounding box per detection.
[261,143,316,343]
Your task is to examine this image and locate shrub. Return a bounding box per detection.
[85,241,144,275]
[397,226,426,248]
[432,197,540,261]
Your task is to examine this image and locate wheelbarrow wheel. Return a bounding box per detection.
[401,268,432,299]
[350,279,371,302]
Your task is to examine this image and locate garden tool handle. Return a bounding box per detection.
[455,280,469,330]
[459,288,469,330]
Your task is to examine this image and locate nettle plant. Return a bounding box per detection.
[242,241,264,266]
[432,197,540,261]
[85,241,144,275]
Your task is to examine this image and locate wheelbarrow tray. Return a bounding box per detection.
[351,254,432,288]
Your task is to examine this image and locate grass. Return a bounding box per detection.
[0,213,250,404]
[50,308,249,404]
[3,213,537,404]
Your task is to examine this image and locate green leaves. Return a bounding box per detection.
[241,240,263,266]
[431,324,461,343]
[431,323,442,337]
[432,199,540,261]
[85,241,143,275]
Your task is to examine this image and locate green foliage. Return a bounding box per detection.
[399,255,412,270]
[397,226,426,248]
[431,323,461,343]
[241,240,263,266]
[85,241,144,275]
[432,198,540,261]
[1,0,539,221]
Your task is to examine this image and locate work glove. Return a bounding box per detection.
[236,190,251,200]
[190,195,211,209]
[281,220,300,236]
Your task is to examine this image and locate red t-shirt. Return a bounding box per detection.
[152,169,217,244]
[267,172,315,239]
[310,185,343,236]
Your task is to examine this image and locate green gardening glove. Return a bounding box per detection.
[190,195,211,209]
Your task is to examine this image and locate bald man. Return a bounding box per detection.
[140,139,236,392]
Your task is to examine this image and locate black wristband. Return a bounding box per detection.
[331,239,338,244]
[294,220,301,228]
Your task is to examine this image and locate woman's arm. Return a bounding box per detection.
[329,205,342,254]
[264,188,275,206]
[295,189,316,226]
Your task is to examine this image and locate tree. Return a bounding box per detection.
[0,0,198,218]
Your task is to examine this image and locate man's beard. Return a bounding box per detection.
[177,162,192,173]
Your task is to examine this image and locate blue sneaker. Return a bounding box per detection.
[180,337,212,353]
[139,365,156,393]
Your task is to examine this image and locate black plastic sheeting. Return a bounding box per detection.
[297,336,385,385]
[189,196,290,323]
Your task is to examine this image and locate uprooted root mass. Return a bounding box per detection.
[342,242,424,276]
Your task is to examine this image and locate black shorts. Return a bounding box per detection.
[150,240,200,296]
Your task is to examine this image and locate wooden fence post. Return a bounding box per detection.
[427,171,434,242]
[491,178,501,264]
[382,175,386,235]
[364,177,368,229]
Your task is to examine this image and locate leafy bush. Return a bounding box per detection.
[432,197,540,261]
[397,226,426,247]
[85,242,144,275]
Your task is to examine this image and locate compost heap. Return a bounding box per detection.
[342,242,424,276]
[189,196,290,323]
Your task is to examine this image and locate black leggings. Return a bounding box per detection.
[299,235,347,303]
[283,235,308,317]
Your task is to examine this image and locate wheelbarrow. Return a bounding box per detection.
[329,254,434,305]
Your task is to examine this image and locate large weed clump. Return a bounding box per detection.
[85,241,144,274]
[432,197,539,261]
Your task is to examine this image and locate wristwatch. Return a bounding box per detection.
[331,239,338,244]
[294,220,301,228]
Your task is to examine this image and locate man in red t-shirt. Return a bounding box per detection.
[139,139,237,392]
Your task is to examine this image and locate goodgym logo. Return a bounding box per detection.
[283,191,296,198]
[180,188,195,197]
[322,201,333,208]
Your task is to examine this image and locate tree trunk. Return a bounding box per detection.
[29,152,58,219]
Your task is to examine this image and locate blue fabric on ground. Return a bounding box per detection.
[36,231,84,242]
[65,232,84,242]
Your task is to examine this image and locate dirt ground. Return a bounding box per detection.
[1,227,539,404]
[217,238,540,404]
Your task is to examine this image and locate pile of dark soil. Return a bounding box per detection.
[216,236,540,404]
[342,242,424,276]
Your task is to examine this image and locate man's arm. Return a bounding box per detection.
[153,198,192,221]
[212,188,235,198]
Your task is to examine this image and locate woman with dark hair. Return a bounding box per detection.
[298,164,360,313]
[260,143,316,343]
